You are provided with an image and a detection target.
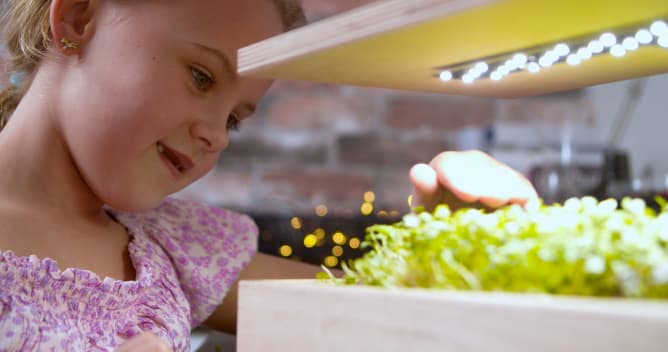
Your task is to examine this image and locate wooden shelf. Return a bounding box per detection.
[237,279,668,352]
[238,0,668,98]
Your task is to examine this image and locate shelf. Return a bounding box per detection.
[237,279,668,352]
[238,0,668,98]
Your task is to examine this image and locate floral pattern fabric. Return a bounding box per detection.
[0,197,258,351]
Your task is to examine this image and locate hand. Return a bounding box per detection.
[115,332,172,352]
[409,150,538,212]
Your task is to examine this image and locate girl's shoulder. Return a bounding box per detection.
[110,197,259,326]
[124,197,257,234]
[113,197,258,250]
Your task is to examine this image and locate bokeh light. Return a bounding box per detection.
[324,256,339,267]
[315,204,328,217]
[303,234,318,248]
[290,217,302,230]
[361,202,373,216]
[279,245,293,257]
[314,228,326,241]
[332,231,347,245]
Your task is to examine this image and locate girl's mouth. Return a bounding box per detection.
[157,142,194,176]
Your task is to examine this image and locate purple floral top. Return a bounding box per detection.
[0,197,258,351]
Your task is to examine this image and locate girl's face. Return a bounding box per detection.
[57,0,283,211]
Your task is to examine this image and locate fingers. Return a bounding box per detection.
[411,150,540,212]
[429,150,493,203]
[503,169,540,206]
[115,332,172,352]
[429,150,538,209]
[409,163,440,210]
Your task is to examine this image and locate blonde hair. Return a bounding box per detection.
[0,0,307,130]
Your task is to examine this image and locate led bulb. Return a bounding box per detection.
[622,37,639,51]
[473,62,489,73]
[576,47,592,60]
[566,54,581,66]
[588,40,604,54]
[554,43,570,56]
[505,60,518,71]
[538,55,553,67]
[527,62,540,73]
[600,32,617,47]
[547,50,561,62]
[439,71,453,81]
[659,35,668,48]
[462,74,475,84]
[635,29,653,44]
[650,20,668,37]
[610,44,626,57]
[490,71,503,81]
[512,53,528,66]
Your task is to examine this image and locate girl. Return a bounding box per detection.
[0,0,537,350]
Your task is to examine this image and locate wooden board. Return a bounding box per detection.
[237,279,668,352]
[238,0,668,98]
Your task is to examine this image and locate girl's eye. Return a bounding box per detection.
[191,67,214,90]
[227,112,241,132]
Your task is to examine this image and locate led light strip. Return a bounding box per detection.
[435,19,668,84]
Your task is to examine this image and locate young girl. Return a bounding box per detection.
[0,0,538,350]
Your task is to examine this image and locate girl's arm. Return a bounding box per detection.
[203,252,339,334]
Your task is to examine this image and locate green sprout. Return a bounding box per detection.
[323,196,668,298]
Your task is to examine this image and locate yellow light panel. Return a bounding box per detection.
[238,0,668,98]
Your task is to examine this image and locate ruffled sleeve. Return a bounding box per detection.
[138,198,259,326]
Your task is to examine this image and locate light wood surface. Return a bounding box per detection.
[237,279,668,352]
[238,0,668,98]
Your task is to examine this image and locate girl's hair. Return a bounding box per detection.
[274,0,307,31]
[0,0,307,130]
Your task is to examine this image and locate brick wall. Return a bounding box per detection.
[176,81,505,215]
[177,84,591,215]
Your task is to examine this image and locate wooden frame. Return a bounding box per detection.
[237,279,668,352]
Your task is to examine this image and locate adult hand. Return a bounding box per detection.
[410,150,538,212]
[115,332,172,352]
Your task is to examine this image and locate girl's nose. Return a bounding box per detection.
[190,121,229,152]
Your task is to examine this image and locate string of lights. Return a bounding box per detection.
[436,19,668,84]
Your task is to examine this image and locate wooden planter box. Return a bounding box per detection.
[237,279,668,352]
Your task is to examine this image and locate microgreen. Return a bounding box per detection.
[325,197,668,298]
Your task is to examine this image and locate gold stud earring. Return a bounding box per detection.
[60,37,78,50]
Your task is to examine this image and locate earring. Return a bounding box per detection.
[60,37,78,50]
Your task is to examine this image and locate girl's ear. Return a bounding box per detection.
[49,0,97,55]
